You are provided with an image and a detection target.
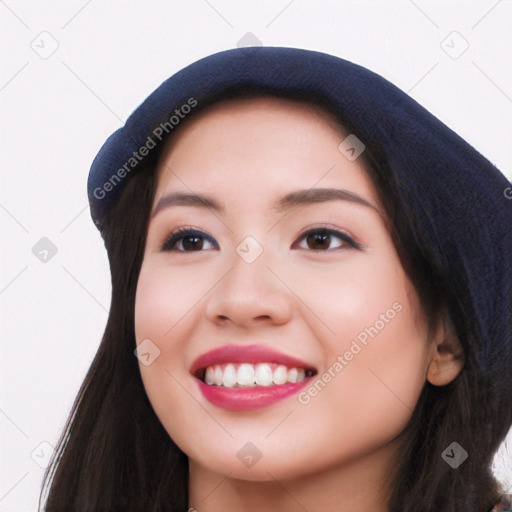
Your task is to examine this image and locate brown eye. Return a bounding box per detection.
[295,228,362,251]
[162,229,217,252]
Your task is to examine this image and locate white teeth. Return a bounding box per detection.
[286,368,305,383]
[287,367,298,383]
[222,364,237,388]
[201,363,310,387]
[205,366,215,385]
[237,364,256,387]
[255,363,273,386]
[213,366,223,386]
[272,365,288,385]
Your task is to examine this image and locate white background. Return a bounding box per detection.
[1,1,511,510]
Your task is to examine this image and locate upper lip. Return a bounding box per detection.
[190,344,317,374]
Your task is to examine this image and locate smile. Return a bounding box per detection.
[191,344,318,410]
[196,362,316,387]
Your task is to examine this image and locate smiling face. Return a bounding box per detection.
[134,96,441,488]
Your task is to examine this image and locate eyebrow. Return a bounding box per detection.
[151,187,379,219]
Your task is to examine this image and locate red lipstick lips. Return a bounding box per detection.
[191,344,317,411]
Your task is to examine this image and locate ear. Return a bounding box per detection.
[426,310,465,386]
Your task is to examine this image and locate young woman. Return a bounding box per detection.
[41,46,512,511]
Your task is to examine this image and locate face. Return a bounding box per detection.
[134,97,436,482]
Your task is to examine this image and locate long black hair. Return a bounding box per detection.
[40,88,510,511]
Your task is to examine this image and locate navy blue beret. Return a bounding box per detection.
[88,46,512,389]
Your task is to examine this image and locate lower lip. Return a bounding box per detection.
[196,378,311,411]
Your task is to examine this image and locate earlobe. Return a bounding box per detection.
[426,311,465,386]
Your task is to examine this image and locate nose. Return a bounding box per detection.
[205,248,293,328]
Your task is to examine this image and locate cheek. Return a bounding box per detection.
[134,262,206,451]
[293,248,429,444]
[289,245,420,348]
[133,262,194,400]
[134,260,214,341]
[134,272,169,342]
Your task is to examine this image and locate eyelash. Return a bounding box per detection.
[160,226,363,252]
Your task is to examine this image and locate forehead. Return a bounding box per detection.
[153,96,378,208]
[157,95,347,165]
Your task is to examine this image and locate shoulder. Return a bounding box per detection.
[490,493,512,512]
